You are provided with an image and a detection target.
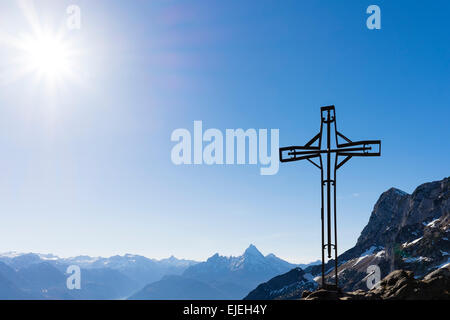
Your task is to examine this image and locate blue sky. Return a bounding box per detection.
[0,0,448,263]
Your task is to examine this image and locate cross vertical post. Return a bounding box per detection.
[279,105,381,290]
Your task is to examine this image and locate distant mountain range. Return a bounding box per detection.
[0,252,198,299]
[0,245,315,299]
[245,177,450,299]
[129,245,315,299]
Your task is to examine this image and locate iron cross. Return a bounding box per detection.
[279,105,381,290]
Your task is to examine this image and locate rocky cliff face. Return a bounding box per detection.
[360,178,449,275]
[308,177,449,291]
[247,177,450,299]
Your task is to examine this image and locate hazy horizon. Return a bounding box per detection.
[0,243,324,265]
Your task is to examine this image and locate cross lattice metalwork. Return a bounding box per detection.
[279,105,381,290]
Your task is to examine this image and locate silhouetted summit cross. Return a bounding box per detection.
[279,105,381,290]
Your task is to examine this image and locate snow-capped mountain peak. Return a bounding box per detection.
[243,244,264,258]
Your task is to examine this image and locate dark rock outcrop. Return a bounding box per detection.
[302,265,450,300]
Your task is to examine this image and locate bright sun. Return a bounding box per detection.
[24,35,70,76]
[0,2,84,94]
[18,32,74,82]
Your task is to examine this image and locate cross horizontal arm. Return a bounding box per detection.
[279,147,321,163]
[286,143,380,156]
[279,139,322,163]
[288,146,370,156]
[335,140,381,170]
[337,140,381,157]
